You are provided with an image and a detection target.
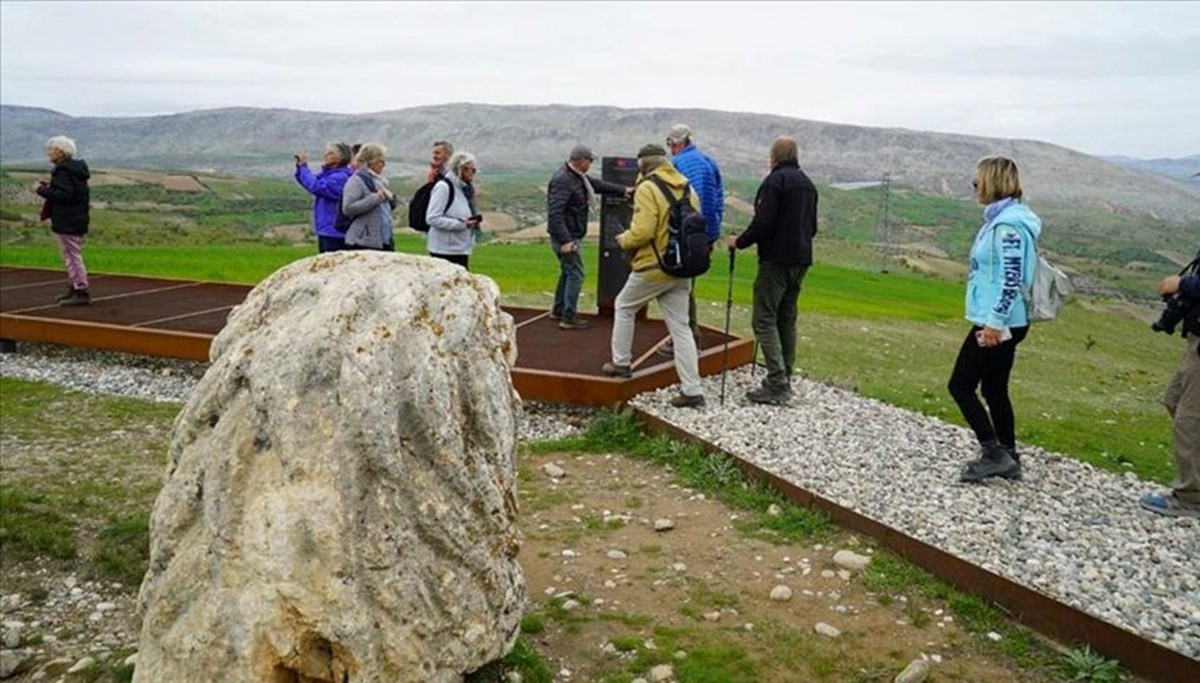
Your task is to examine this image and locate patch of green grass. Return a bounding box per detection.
[684,577,740,609]
[519,614,545,635]
[0,487,77,561]
[502,637,553,683]
[1058,645,1126,682]
[91,514,150,587]
[609,634,641,653]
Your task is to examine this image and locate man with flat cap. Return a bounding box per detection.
[546,144,633,330]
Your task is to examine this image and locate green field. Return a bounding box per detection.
[0,166,1191,488]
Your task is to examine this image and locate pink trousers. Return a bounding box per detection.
[56,234,88,290]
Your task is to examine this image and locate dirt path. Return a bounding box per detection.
[516,449,1057,682]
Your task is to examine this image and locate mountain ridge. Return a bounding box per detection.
[2,103,1197,221]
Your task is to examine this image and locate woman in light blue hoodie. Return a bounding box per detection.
[949,157,1041,483]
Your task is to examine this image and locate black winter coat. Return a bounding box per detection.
[36,159,91,235]
[546,163,625,244]
[736,161,818,265]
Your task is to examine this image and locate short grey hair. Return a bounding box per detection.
[433,140,454,155]
[449,151,477,175]
[46,135,77,158]
[666,124,692,146]
[637,155,667,174]
[327,142,353,166]
[356,143,386,167]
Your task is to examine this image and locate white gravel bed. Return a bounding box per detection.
[0,344,589,441]
[631,367,1200,660]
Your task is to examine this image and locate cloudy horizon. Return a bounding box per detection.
[1,1,1197,160]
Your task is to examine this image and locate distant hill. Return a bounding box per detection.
[2,103,1198,221]
[1103,154,1200,184]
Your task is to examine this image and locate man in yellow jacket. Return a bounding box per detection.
[601,144,706,409]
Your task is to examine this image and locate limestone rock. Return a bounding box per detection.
[833,550,871,572]
[0,650,34,680]
[814,622,841,638]
[134,253,526,683]
[769,585,793,602]
[894,658,930,683]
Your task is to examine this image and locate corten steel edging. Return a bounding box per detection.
[632,409,1200,683]
[0,314,212,362]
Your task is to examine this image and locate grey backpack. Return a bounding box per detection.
[1015,225,1071,322]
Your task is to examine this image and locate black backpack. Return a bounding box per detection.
[408,176,455,232]
[647,175,711,278]
[335,171,377,232]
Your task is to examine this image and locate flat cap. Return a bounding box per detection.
[569,144,595,161]
[637,143,667,159]
[666,123,692,144]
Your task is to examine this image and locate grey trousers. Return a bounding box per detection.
[1165,335,1200,508]
[752,262,809,391]
[611,273,702,397]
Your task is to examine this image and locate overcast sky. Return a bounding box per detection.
[1,1,1197,159]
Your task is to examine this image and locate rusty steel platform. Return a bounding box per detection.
[0,267,753,406]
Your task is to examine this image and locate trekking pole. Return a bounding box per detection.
[720,249,736,406]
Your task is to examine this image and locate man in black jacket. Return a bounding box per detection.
[726,136,818,405]
[546,145,632,330]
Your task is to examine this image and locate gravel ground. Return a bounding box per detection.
[3,344,1195,662]
[631,368,1200,661]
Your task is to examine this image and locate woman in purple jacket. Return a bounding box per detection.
[294,142,354,253]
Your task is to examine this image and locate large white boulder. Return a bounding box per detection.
[134,252,525,683]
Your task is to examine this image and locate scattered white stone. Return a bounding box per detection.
[95,602,117,613]
[767,504,782,516]
[606,550,628,560]
[769,585,793,602]
[820,570,836,579]
[833,550,871,572]
[703,611,721,622]
[2,626,21,649]
[505,672,523,683]
[543,463,565,479]
[649,663,674,682]
[561,599,581,611]
[837,570,852,581]
[894,658,930,683]
[603,580,617,589]
[654,518,675,532]
[0,650,34,679]
[671,562,687,572]
[561,549,579,558]
[814,622,841,638]
[987,631,1003,642]
[67,656,96,674]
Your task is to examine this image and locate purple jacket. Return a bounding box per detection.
[295,164,353,238]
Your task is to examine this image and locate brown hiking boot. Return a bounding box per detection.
[669,393,706,409]
[601,362,632,378]
[559,318,592,330]
[58,288,91,307]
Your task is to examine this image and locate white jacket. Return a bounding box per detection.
[426,172,476,256]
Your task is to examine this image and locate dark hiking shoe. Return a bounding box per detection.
[960,443,1021,482]
[656,341,675,358]
[559,318,592,330]
[548,311,561,320]
[58,288,91,307]
[669,393,706,409]
[746,386,791,406]
[55,285,75,303]
[601,362,632,378]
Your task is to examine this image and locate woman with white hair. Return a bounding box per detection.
[342,143,398,251]
[33,135,92,306]
[425,151,481,269]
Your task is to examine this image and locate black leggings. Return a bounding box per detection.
[947,325,1029,448]
[429,252,469,269]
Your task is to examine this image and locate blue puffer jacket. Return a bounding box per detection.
[294,164,353,238]
[671,144,724,241]
[966,199,1042,329]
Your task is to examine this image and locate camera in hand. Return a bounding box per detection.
[1152,294,1194,335]
[1152,247,1200,336]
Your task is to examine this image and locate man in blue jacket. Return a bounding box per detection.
[663,124,724,355]
[1141,258,1200,519]
[294,143,354,253]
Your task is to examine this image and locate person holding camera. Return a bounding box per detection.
[1140,254,1200,518]
[293,142,353,253]
[948,156,1041,483]
[425,151,481,270]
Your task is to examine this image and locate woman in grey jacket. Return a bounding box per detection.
[343,143,397,251]
[426,151,481,269]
